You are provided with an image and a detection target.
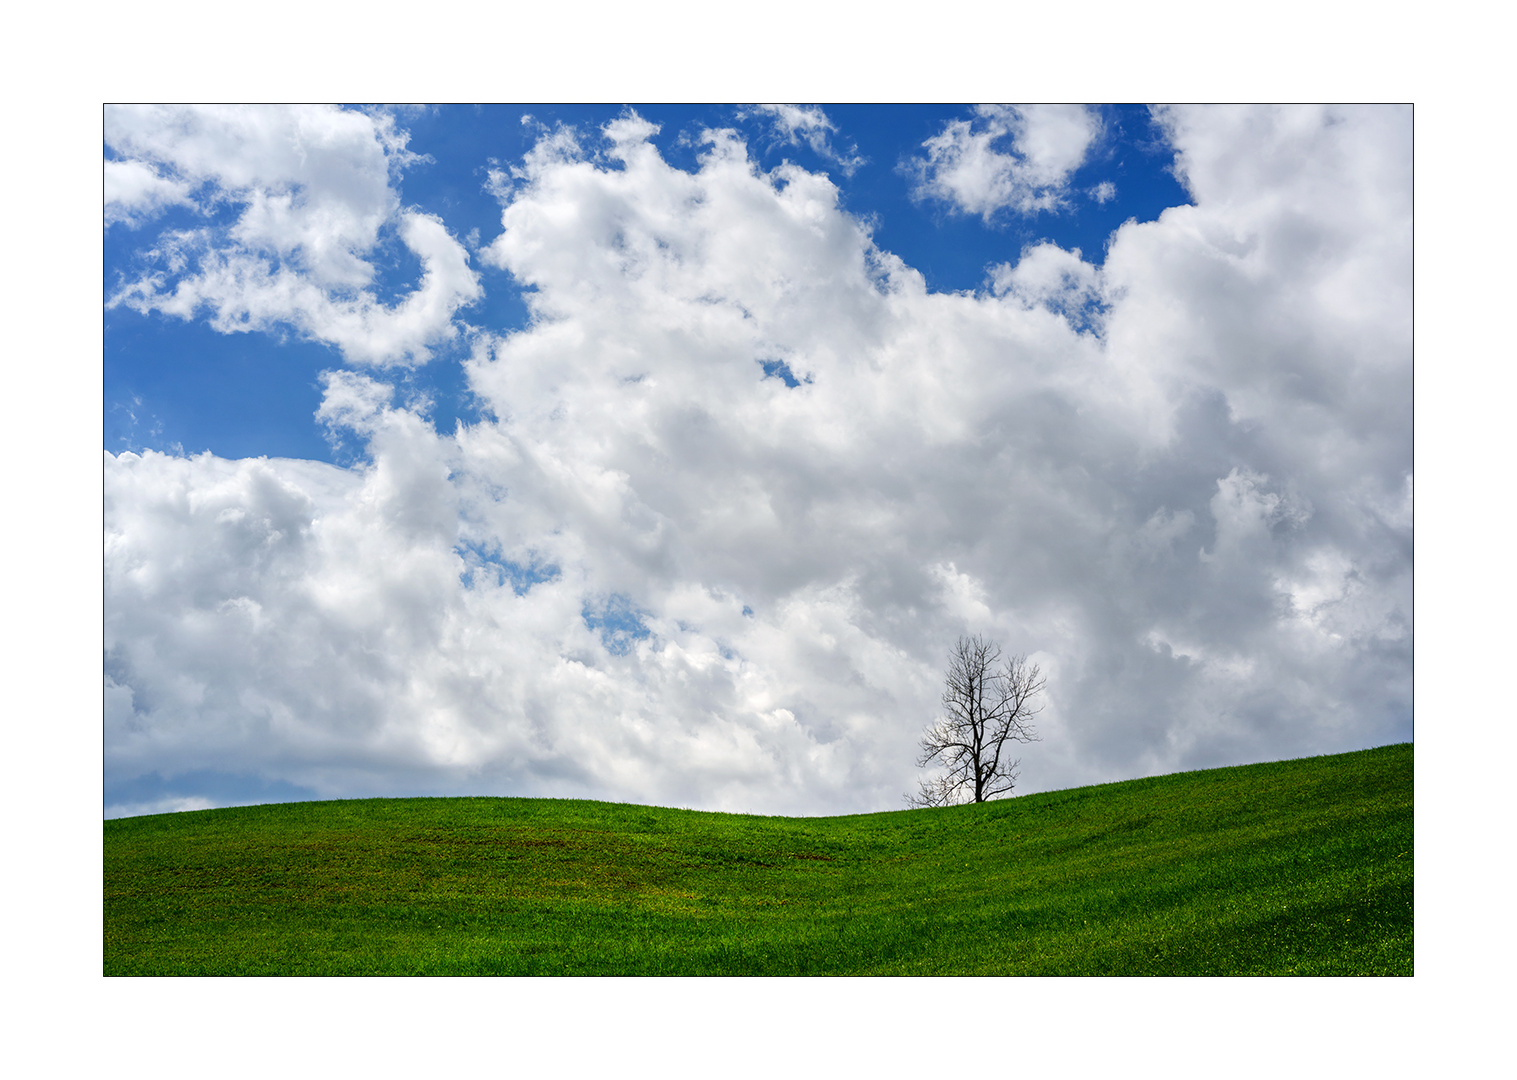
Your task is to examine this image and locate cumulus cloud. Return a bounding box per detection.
[103,159,195,226]
[746,104,865,175]
[988,241,1103,326]
[104,106,1411,816]
[104,104,481,366]
[908,104,1103,219]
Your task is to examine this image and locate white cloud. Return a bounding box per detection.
[104,106,1411,815]
[103,159,195,226]
[104,105,481,366]
[907,104,1103,219]
[747,104,865,175]
[988,241,1102,324]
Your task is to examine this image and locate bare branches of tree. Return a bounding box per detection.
[907,634,1044,808]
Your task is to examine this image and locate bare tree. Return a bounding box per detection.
[907,634,1044,807]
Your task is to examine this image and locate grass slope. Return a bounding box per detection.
[104,743,1411,976]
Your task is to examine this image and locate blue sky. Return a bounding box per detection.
[102,105,1411,818]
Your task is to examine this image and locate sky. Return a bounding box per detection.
[102,104,1413,819]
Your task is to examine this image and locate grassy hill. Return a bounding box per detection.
[103,743,1411,975]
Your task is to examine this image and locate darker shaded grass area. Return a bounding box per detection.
[104,743,1411,975]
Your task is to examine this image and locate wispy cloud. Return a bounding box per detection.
[746,104,865,175]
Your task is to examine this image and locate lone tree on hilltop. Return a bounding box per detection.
[907,634,1044,808]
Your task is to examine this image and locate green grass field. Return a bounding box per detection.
[104,742,1411,975]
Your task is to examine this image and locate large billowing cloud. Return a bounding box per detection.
[104,105,1411,817]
